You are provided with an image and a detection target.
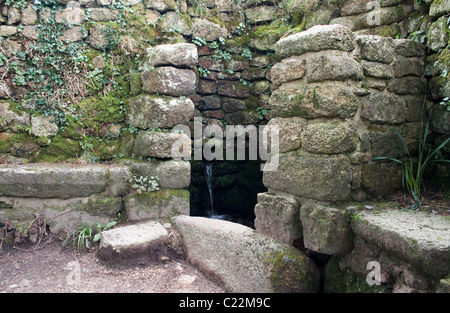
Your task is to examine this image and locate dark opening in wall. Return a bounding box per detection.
[188,159,267,228]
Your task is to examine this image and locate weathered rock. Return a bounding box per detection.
[361,162,402,197]
[126,95,194,129]
[245,5,282,24]
[269,56,306,85]
[0,102,30,132]
[217,80,251,99]
[144,0,177,12]
[89,8,119,21]
[130,160,191,189]
[0,195,123,234]
[352,210,450,278]
[394,39,424,58]
[300,200,353,255]
[340,0,404,16]
[192,18,228,41]
[427,16,449,52]
[361,93,407,124]
[269,82,359,119]
[221,97,245,113]
[31,115,59,137]
[124,189,190,221]
[361,60,394,79]
[89,23,108,49]
[61,26,87,43]
[0,26,17,36]
[173,215,320,293]
[263,117,306,153]
[21,5,38,25]
[357,35,395,64]
[141,67,197,96]
[133,131,191,159]
[263,152,353,202]
[99,221,171,262]
[430,0,450,17]
[392,56,423,77]
[306,52,363,82]
[145,43,198,69]
[430,103,450,135]
[254,192,303,245]
[55,6,85,25]
[158,11,192,36]
[386,76,427,95]
[275,24,355,59]
[197,95,221,110]
[0,165,130,199]
[367,127,405,158]
[197,80,217,95]
[301,120,358,154]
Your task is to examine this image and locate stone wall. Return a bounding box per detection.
[253,24,450,292]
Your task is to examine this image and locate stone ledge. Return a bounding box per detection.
[0,164,131,199]
[98,221,172,262]
[351,210,450,278]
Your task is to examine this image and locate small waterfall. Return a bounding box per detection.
[204,162,215,216]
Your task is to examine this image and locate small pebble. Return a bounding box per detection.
[365,205,373,210]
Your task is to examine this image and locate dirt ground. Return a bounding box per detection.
[0,236,224,293]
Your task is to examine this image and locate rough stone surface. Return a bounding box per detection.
[31,115,59,137]
[0,102,30,132]
[254,192,303,245]
[0,195,122,234]
[133,131,191,159]
[141,67,197,96]
[269,82,359,119]
[0,165,106,198]
[361,93,407,124]
[124,189,190,221]
[306,53,363,82]
[173,215,320,293]
[126,95,194,129]
[352,210,450,278]
[145,43,198,69]
[263,152,353,202]
[192,18,228,41]
[275,24,355,58]
[300,200,353,255]
[357,35,395,64]
[158,11,192,36]
[430,104,450,135]
[131,160,191,189]
[268,56,306,85]
[361,162,402,197]
[301,120,358,154]
[98,221,170,262]
[263,117,306,153]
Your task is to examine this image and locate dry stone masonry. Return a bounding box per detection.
[0,0,449,293]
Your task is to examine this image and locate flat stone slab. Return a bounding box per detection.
[0,164,130,199]
[173,215,320,293]
[98,221,170,262]
[352,210,450,278]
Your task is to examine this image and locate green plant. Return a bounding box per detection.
[256,106,270,120]
[129,175,160,193]
[198,66,211,78]
[241,47,253,60]
[373,123,450,209]
[67,221,117,250]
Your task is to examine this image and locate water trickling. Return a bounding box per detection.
[204,162,214,216]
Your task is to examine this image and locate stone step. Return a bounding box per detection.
[98,221,172,263]
[351,210,450,278]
